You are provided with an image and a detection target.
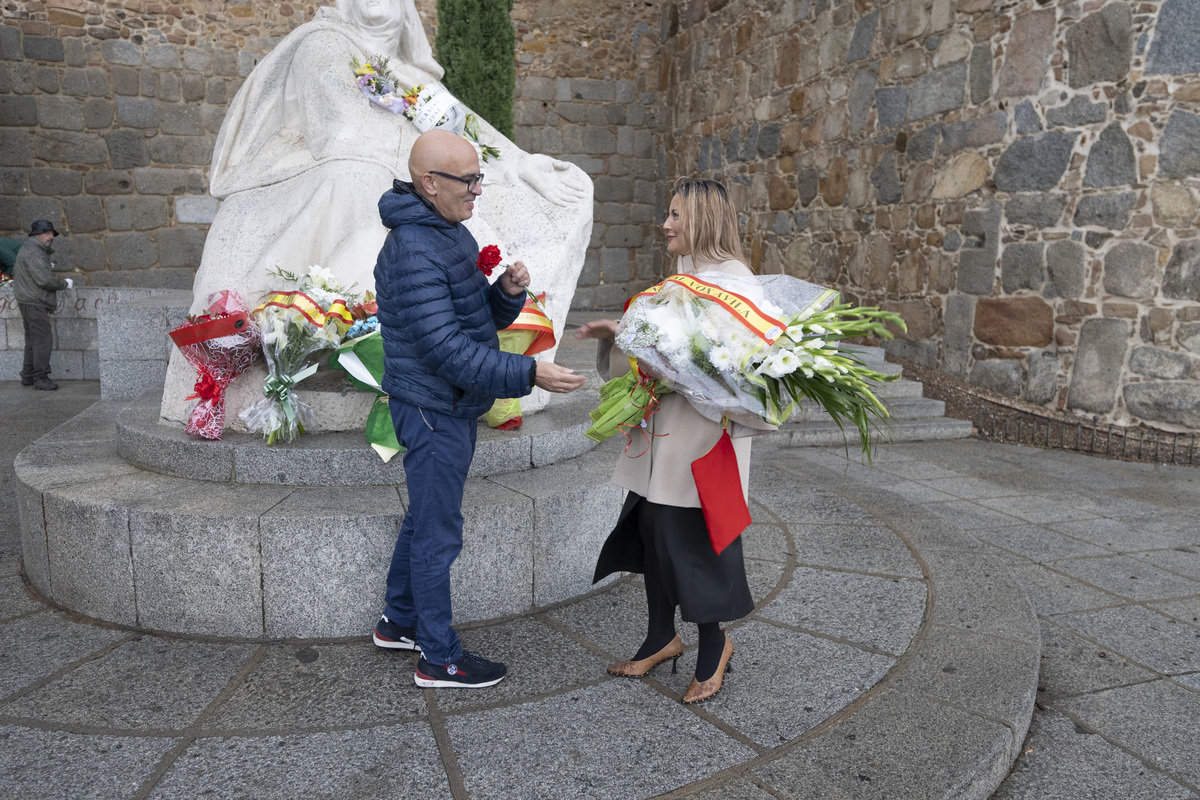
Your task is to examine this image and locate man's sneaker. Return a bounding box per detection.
[372,616,421,651]
[33,378,57,391]
[414,650,507,688]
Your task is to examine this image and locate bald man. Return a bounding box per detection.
[371,130,585,689]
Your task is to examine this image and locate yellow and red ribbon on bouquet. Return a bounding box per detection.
[506,292,556,355]
[625,273,827,345]
[485,293,557,431]
[255,291,353,334]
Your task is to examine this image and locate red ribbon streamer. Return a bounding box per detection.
[617,378,668,458]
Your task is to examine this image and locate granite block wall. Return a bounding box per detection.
[660,0,1200,432]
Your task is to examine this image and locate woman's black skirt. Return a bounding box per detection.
[593,492,754,624]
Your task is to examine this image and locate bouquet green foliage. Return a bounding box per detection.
[584,370,673,445]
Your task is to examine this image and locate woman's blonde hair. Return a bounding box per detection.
[671,177,749,270]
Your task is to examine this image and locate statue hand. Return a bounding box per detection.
[519,154,591,207]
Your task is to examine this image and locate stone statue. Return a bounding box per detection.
[160,0,593,430]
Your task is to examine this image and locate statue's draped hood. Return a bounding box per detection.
[209,0,442,198]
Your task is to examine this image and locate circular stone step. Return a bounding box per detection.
[117,390,601,486]
[17,400,626,638]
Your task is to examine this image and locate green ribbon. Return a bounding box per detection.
[263,362,319,427]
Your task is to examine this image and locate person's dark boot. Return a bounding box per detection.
[34,378,58,391]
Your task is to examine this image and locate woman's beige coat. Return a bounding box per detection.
[596,255,776,509]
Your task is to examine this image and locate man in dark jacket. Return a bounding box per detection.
[13,220,72,391]
[372,130,585,689]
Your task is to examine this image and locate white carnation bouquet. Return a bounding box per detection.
[588,272,906,456]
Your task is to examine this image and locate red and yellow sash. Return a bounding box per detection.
[626,274,787,344]
[256,291,353,333]
[505,292,556,355]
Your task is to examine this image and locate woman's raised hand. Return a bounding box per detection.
[574,319,619,341]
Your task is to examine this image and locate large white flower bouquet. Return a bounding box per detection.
[587,272,906,456]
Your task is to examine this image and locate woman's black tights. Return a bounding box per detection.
[633,502,728,681]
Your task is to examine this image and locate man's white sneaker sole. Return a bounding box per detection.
[413,672,506,689]
[372,632,421,651]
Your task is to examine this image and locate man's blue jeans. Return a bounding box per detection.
[383,399,477,666]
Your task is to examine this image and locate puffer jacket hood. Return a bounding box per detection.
[373,180,533,418]
[379,179,453,233]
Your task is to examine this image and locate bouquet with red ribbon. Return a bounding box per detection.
[168,290,262,440]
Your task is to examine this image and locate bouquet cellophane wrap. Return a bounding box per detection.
[168,290,261,440]
[614,272,838,428]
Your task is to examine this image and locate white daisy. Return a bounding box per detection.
[709,345,736,372]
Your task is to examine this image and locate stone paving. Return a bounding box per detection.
[0,381,1198,799]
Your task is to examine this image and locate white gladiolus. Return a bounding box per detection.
[813,355,834,371]
[307,265,336,287]
[803,338,825,350]
[761,350,801,378]
[773,350,801,375]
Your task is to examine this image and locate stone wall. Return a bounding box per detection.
[660,0,1200,432]
[0,1,321,287]
[0,0,664,305]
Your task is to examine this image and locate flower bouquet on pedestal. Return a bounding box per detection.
[326,292,404,462]
[168,290,261,440]
[587,272,906,459]
[350,55,500,161]
[238,266,354,445]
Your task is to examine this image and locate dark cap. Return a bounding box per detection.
[29,219,59,237]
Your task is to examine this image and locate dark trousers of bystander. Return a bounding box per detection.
[382,398,478,667]
[18,302,53,383]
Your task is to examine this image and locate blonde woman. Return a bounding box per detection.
[575,178,773,704]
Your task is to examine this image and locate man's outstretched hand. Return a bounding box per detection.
[535,361,586,393]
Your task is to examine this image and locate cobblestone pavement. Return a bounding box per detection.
[0,381,1197,799]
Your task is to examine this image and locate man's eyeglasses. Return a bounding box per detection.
[428,171,484,192]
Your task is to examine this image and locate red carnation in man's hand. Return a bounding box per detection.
[477,245,502,276]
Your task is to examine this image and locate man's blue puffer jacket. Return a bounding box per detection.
[374,180,533,418]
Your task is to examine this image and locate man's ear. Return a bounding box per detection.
[419,172,437,197]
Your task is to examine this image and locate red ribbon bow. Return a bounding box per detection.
[186,372,222,404]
